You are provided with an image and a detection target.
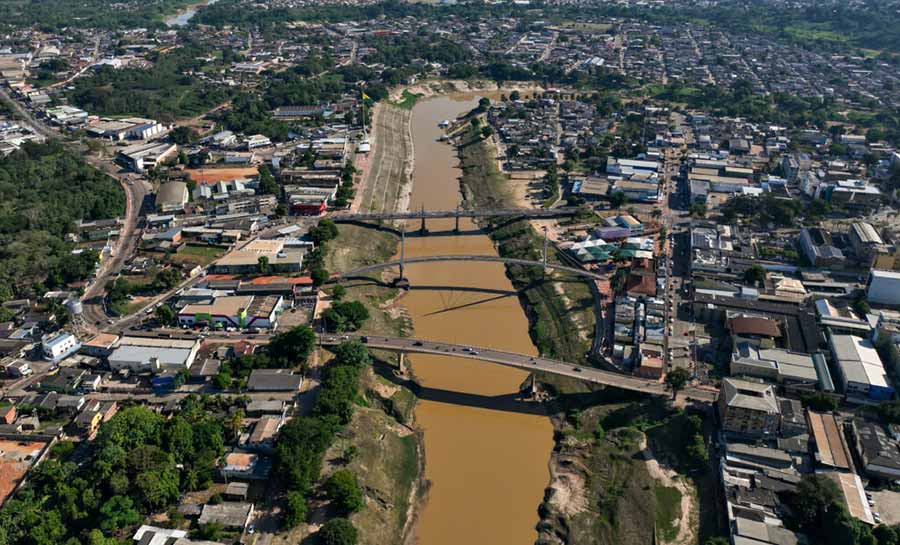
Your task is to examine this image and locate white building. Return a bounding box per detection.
[108,336,200,373]
[829,334,894,401]
[867,270,900,306]
[42,332,81,362]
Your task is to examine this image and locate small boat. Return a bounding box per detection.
[438,119,450,128]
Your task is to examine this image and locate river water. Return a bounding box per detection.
[398,95,553,544]
[164,0,218,27]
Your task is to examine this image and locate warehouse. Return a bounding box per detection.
[178,295,283,329]
[107,336,200,373]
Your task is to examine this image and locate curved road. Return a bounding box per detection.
[333,254,608,282]
[0,87,149,330]
[320,334,717,402]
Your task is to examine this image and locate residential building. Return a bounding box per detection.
[850,420,900,480]
[718,378,781,437]
[799,227,844,268]
[246,369,303,392]
[42,332,81,362]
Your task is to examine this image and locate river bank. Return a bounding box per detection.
[450,113,715,544]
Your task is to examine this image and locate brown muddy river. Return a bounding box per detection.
[398,95,553,544]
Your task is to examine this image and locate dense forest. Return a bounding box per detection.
[68,44,235,122]
[0,141,124,300]
[0,401,231,545]
[0,0,194,30]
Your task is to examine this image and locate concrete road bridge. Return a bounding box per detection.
[330,206,580,233]
[320,334,717,402]
[331,254,608,283]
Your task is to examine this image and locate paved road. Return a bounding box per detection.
[333,254,609,282]
[320,334,718,402]
[331,207,580,222]
[0,87,149,330]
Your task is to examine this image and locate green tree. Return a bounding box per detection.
[325,470,364,513]
[311,266,329,287]
[258,164,279,196]
[213,372,232,390]
[283,490,308,528]
[742,264,767,286]
[319,518,358,545]
[99,495,140,532]
[331,340,371,368]
[664,368,691,400]
[802,391,839,412]
[267,325,317,367]
[331,284,347,301]
[310,219,338,245]
[257,255,270,275]
[609,191,627,209]
[322,301,370,333]
[155,304,175,326]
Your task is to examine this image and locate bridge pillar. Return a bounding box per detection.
[542,227,549,279]
[397,352,408,375]
[454,206,460,232]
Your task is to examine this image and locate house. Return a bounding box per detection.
[220,451,272,481]
[246,369,303,392]
[850,420,900,480]
[867,270,900,306]
[807,411,852,471]
[42,331,81,362]
[212,240,304,275]
[246,415,282,452]
[198,502,254,530]
[81,332,120,358]
[717,378,781,437]
[799,227,844,267]
[157,181,189,213]
[0,406,16,425]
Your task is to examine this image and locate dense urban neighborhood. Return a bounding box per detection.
[3,1,900,545]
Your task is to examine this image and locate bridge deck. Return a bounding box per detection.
[333,255,608,281]
[321,335,718,402]
[331,207,580,222]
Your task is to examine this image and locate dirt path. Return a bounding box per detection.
[640,436,697,545]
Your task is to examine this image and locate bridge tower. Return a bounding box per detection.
[419,204,428,235]
[541,226,549,278]
[393,226,410,289]
[397,352,408,375]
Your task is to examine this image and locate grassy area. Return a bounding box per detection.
[559,21,612,33]
[171,244,226,267]
[325,224,406,338]
[654,485,682,542]
[392,89,424,110]
[320,366,421,545]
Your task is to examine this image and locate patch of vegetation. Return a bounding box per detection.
[0,400,236,544]
[0,0,197,30]
[654,485,682,542]
[0,141,124,300]
[68,44,235,122]
[391,89,423,110]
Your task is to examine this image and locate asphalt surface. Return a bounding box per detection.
[320,334,718,402]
